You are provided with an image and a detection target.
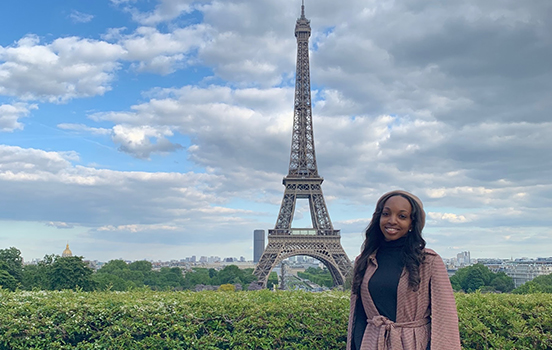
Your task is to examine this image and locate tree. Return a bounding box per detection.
[240,268,258,285]
[21,254,57,290]
[216,265,242,285]
[267,271,278,289]
[491,272,515,293]
[153,267,185,290]
[0,247,23,284]
[129,260,152,272]
[464,268,487,292]
[0,269,18,291]
[93,260,154,291]
[97,260,129,274]
[298,267,333,288]
[513,273,552,294]
[450,264,514,293]
[22,264,49,290]
[92,273,134,291]
[50,256,95,291]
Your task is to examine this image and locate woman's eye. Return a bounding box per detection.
[381,212,389,216]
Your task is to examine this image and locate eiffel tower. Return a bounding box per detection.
[254,1,352,289]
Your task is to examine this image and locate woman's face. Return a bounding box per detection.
[379,195,413,241]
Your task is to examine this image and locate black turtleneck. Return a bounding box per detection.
[368,236,406,322]
[352,237,407,350]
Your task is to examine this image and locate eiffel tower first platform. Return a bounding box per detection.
[254,2,352,289]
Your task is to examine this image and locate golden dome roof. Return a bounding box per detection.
[62,243,73,257]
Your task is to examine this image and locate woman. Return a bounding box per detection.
[347,190,461,350]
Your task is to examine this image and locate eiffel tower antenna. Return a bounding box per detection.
[254,1,352,289]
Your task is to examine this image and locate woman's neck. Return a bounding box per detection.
[380,236,407,248]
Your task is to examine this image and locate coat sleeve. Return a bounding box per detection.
[429,254,462,350]
[346,291,356,350]
[347,256,360,350]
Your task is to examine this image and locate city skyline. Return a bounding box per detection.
[20,242,552,265]
[1,0,551,262]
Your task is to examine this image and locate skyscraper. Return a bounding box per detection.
[253,229,265,263]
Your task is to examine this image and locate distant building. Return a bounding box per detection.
[85,260,104,271]
[62,243,73,257]
[503,262,552,288]
[253,229,265,263]
[208,256,220,263]
[456,251,470,266]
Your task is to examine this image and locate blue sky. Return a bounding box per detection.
[1,0,551,263]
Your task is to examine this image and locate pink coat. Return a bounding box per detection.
[347,249,461,350]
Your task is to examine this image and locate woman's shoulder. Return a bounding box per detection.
[422,248,442,264]
[423,247,439,256]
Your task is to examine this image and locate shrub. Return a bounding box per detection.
[0,289,349,349]
[456,292,552,349]
[218,284,235,292]
[1,290,551,349]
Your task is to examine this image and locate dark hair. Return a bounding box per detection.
[352,193,426,295]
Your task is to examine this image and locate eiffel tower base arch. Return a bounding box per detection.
[253,235,352,289]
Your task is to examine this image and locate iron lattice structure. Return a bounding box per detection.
[254,2,352,288]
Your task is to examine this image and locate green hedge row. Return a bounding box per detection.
[0,289,348,350]
[1,290,551,349]
[456,293,552,350]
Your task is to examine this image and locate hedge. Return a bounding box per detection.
[0,289,348,349]
[1,290,551,349]
[456,292,552,350]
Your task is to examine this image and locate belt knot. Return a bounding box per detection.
[367,316,430,350]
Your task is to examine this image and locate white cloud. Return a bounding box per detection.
[0,145,228,224]
[428,212,469,224]
[57,123,111,135]
[110,0,137,4]
[128,0,211,26]
[0,35,125,102]
[46,221,74,229]
[81,78,552,215]
[0,144,275,260]
[88,85,293,177]
[120,25,212,74]
[310,0,552,125]
[96,224,179,232]
[69,10,94,24]
[111,124,184,159]
[0,102,37,132]
[0,145,78,173]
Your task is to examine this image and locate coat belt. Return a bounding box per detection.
[368,315,430,350]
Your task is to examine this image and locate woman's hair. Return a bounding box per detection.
[351,191,426,295]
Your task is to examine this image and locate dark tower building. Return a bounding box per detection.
[253,229,265,263]
[253,2,352,288]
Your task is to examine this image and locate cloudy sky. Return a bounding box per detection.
[1,0,551,263]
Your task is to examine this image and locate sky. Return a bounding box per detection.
[0,0,551,263]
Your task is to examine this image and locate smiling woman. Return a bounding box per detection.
[347,190,460,350]
[379,195,413,242]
